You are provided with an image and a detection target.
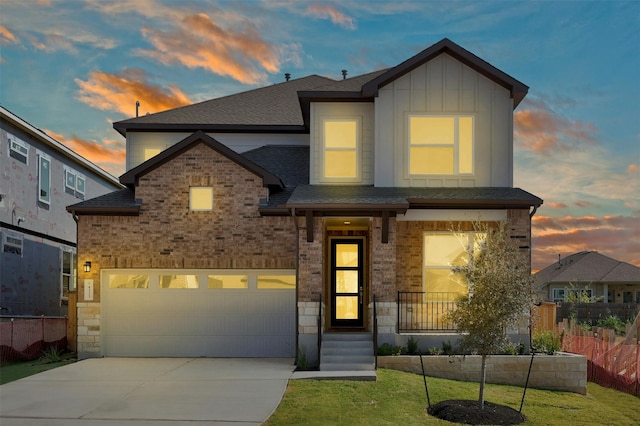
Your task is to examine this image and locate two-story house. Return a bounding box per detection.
[67,39,542,364]
[1,106,122,316]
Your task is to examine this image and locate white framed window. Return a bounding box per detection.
[61,249,76,299]
[321,118,361,182]
[160,275,199,289]
[38,152,51,204]
[76,174,85,196]
[408,115,473,175]
[108,274,150,289]
[65,167,76,191]
[2,233,23,256]
[64,167,85,198]
[8,134,29,164]
[190,187,213,211]
[208,275,248,289]
[552,288,565,303]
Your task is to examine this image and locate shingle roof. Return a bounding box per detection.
[287,186,542,210]
[66,188,140,215]
[241,146,309,187]
[120,131,284,188]
[534,251,640,291]
[113,75,335,134]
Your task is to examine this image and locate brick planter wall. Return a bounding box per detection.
[378,352,587,394]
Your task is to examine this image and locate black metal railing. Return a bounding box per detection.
[397,292,461,332]
[373,294,378,367]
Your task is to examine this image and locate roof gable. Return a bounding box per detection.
[119,131,284,188]
[361,38,528,108]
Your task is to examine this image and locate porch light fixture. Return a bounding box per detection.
[83,261,92,273]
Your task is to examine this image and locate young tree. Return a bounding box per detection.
[447,221,534,409]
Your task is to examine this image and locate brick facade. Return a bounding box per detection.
[75,142,297,354]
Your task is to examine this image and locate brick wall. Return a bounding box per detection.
[75,142,297,355]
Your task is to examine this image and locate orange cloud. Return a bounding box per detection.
[305,3,356,29]
[548,202,567,209]
[531,214,640,271]
[0,25,18,44]
[514,106,596,155]
[628,164,639,175]
[45,129,126,177]
[75,69,191,117]
[135,13,280,85]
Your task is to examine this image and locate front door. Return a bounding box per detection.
[330,239,364,327]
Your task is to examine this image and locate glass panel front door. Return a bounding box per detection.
[331,239,364,327]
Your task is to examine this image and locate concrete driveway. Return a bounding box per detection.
[0,357,295,426]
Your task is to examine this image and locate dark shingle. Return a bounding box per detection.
[67,188,141,215]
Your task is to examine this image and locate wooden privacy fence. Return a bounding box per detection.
[557,318,640,397]
[0,316,68,363]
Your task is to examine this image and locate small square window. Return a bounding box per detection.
[190,187,213,211]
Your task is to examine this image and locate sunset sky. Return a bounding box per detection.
[1,0,638,271]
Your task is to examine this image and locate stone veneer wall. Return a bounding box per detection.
[75,142,297,356]
[379,353,587,394]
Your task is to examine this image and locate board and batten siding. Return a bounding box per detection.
[374,53,514,188]
[309,102,375,185]
[126,131,309,171]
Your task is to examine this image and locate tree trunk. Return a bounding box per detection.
[479,354,487,409]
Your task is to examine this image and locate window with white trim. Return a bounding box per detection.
[64,167,85,198]
[552,288,565,303]
[409,115,473,175]
[38,152,51,204]
[61,249,76,299]
[322,119,360,181]
[2,233,23,255]
[8,134,29,164]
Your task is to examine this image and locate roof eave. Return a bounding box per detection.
[298,91,372,129]
[66,206,141,216]
[113,122,308,136]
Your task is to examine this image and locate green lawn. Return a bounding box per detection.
[265,368,640,425]
[0,353,76,385]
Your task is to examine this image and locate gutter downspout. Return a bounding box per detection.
[290,207,300,363]
[528,205,538,352]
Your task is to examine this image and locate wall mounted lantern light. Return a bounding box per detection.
[83,261,92,273]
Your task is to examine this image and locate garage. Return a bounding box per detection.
[101,269,296,357]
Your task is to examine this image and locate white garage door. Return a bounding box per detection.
[101,269,296,357]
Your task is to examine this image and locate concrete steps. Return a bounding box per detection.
[319,332,375,372]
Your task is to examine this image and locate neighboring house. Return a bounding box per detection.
[67,38,542,363]
[534,251,640,304]
[0,106,123,316]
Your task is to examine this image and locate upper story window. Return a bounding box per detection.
[190,187,213,211]
[144,148,162,161]
[8,133,29,164]
[64,167,85,199]
[37,152,51,205]
[409,115,473,175]
[322,119,360,182]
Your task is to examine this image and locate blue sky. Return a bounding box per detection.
[1,0,638,270]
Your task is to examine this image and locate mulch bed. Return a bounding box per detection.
[428,399,526,425]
